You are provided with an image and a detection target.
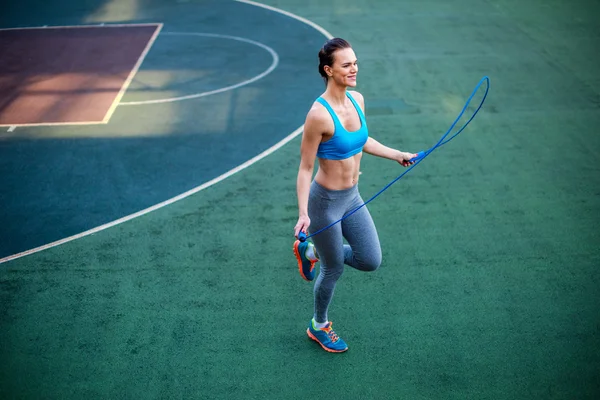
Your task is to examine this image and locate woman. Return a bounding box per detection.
[293,38,417,353]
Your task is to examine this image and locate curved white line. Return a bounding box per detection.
[0,127,303,264]
[234,0,333,40]
[120,32,279,105]
[0,0,333,265]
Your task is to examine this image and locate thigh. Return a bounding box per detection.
[341,195,381,259]
[308,189,346,267]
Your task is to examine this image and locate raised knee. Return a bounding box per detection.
[361,255,382,272]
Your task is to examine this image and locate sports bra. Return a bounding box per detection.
[316,92,369,160]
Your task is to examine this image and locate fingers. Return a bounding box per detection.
[294,220,309,238]
[402,153,418,167]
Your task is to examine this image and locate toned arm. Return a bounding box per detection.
[294,106,329,236]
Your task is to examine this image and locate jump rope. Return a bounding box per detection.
[297,75,490,243]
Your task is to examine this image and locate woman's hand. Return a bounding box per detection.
[294,215,311,238]
[397,151,418,167]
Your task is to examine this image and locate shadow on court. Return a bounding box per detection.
[0,0,325,259]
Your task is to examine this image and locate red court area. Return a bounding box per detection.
[0,24,161,126]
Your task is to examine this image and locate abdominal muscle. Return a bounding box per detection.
[314,152,363,190]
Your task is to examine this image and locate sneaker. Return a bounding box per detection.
[293,240,318,281]
[307,320,348,353]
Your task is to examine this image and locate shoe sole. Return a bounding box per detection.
[306,328,348,353]
[293,242,314,282]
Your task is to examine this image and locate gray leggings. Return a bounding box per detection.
[308,180,382,323]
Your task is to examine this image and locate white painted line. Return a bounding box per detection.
[0,121,107,128]
[0,23,163,128]
[103,23,163,119]
[7,126,16,132]
[0,23,162,31]
[119,32,279,106]
[234,0,333,40]
[0,0,333,265]
[0,126,304,265]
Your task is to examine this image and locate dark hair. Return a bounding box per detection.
[318,38,352,84]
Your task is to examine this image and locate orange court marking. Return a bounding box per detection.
[0,23,162,127]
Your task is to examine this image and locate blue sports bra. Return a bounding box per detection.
[316,92,369,160]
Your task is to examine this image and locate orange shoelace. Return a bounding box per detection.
[322,325,339,342]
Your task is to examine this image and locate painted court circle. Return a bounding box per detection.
[119,32,280,106]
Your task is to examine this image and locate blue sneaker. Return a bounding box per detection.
[307,320,348,353]
[293,240,318,281]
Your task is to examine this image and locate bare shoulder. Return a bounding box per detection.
[347,90,364,102]
[305,101,333,131]
[347,90,365,110]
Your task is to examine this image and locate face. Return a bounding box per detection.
[324,47,358,87]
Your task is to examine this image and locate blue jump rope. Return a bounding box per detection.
[298,75,490,243]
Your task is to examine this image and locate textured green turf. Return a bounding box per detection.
[1,0,599,399]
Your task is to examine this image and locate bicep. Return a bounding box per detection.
[362,137,377,153]
[299,114,325,170]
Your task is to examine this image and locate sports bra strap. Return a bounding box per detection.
[345,92,366,122]
[316,93,364,126]
[316,97,341,126]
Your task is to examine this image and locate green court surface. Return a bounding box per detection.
[1,0,599,399]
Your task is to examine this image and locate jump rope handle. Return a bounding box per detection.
[298,231,307,242]
[410,151,426,163]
